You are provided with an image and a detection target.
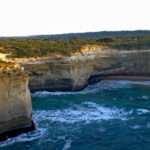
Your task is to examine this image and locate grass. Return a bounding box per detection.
[0,36,150,58]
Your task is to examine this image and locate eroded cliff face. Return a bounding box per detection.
[11,46,150,91]
[0,62,34,140]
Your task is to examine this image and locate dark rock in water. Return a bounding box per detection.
[0,121,35,142]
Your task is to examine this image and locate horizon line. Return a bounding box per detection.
[1,29,150,38]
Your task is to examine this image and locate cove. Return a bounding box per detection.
[1,80,150,150]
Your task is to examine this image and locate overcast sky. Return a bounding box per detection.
[0,0,150,36]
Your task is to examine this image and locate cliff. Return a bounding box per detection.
[0,35,150,141]
[11,46,150,92]
[0,62,34,141]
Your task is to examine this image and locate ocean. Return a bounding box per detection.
[1,80,150,150]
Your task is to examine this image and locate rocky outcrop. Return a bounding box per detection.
[14,46,150,92]
[0,62,34,141]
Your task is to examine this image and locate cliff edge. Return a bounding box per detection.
[12,45,150,92]
[0,61,34,141]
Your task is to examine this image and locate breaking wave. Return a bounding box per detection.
[1,80,150,148]
[1,101,150,147]
[33,102,134,124]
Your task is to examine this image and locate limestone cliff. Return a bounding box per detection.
[0,62,34,141]
[12,46,150,92]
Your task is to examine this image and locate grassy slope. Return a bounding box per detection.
[0,31,150,58]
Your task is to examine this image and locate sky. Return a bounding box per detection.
[0,0,150,36]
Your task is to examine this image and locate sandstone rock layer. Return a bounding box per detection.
[17,47,150,91]
[0,62,34,141]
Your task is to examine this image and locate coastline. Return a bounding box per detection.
[1,41,150,141]
[30,75,150,93]
[88,75,150,85]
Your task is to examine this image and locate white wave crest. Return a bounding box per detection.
[33,102,130,124]
[130,125,141,129]
[62,139,72,150]
[136,108,150,115]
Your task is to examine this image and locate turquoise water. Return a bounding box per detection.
[1,80,150,150]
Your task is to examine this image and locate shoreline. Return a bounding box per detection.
[31,75,150,93]
[88,75,150,84]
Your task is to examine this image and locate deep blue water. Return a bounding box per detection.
[1,80,150,150]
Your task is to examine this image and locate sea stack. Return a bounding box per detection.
[0,61,34,141]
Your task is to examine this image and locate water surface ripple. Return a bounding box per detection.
[1,80,150,150]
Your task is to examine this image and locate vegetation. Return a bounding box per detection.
[0,34,150,58]
[97,36,150,50]
[1,30,150,40]
[0,60,23,75]
[0,39,97,58]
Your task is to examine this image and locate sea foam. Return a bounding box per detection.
[33,102,130,124]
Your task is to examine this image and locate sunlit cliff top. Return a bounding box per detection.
[0,36,150,58]
[0,60,25,76]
